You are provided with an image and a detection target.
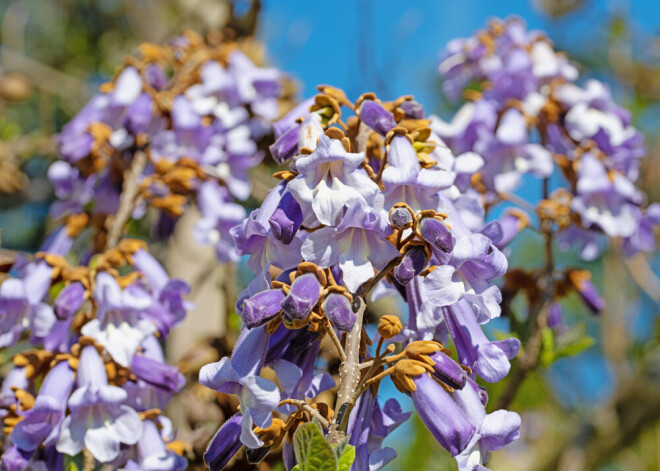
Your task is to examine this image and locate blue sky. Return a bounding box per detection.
[258,0,660,116]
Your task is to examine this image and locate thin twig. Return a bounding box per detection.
[0,46,90,110]
[104,151,147,250]
[82,448,95,471]
[624,253,660,304]
[279,399,330,429]
[499,191,538,214]
[355,256,402,298]
[327,297,366,444]
[495,296,553,410]
[325,320,346,361]
[496,178,555,410]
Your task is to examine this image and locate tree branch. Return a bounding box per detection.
[496,178,555,410]
[327,297,366,444]
[104,151,147,250]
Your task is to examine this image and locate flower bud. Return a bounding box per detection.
[359,100,397,136]
[203,414,243,471]
[428,351,467,390]
[54,282,85,320]
[568,270,605,313]
[269,191,303,245]
[322,293,356,331]
[480,209,529,249]
[281,273,322,322]
[130,354,185,393]
[270,127,299,164]
[378,315,402,339]
[393,245,429,286]
[399,100,424,119]
[242,289,286,328]
[418,217,455,256]
[548,302,566,333]
[389,205,413,230]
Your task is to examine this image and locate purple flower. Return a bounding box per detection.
[11,361,75,452]
[381,135,454,212]
[125,419,187,471]
[358,100,397,136]
[322,293,356,331]
[203,414,243,471]
[479,210,528,249]
[1,446,31,471]
[288,135,380,226]
[269,98,316,164]
[54,282,85,320]
[81,271,156,367]
[232,181,305,274]
[269,190,304,245]
[442,299,520,383]
[472,106,553,193]
[423,233,508,322]
[193,181,247,263]
[301,205,400,292]
[281,273,322,322]
[568,270,606,313]
[130,354,185,393]
[242,289,286,328]
[272,339,334,411]
[56,346,142,462]
[0,261,55,347]
[453,379,521,471]
[347,389,411,471]
[199,326,280,448]
[428,350,468,390]
[572,153,642,238]
[411,373,476,456]
[393,245,429,286]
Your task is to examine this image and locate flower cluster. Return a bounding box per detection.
[434,17,659,261]
[50,31,287,260]
[199,87,521,471]
[0,239,189,469]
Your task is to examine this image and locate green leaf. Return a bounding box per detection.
[331,436,349,460]
[555,335,596,359]
[539,327,555,368]
[65,460,80,471]
[554,323,596,359]
[335,443,356,471]
[291,466,301,471]
[293,422,337,471]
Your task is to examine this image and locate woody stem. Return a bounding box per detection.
[104,150,147,250]
[327,296,366,444]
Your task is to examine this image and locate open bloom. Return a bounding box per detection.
[199,326,280,448]
[453,379,521,471]
[442,299,520,383]
[288,134,380,226]
[56,346,142,462]
[423,233,508,322]
[302,204,400,292]
[81,272,156,367]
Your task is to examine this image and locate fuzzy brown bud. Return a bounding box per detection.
[378,315,402,339]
